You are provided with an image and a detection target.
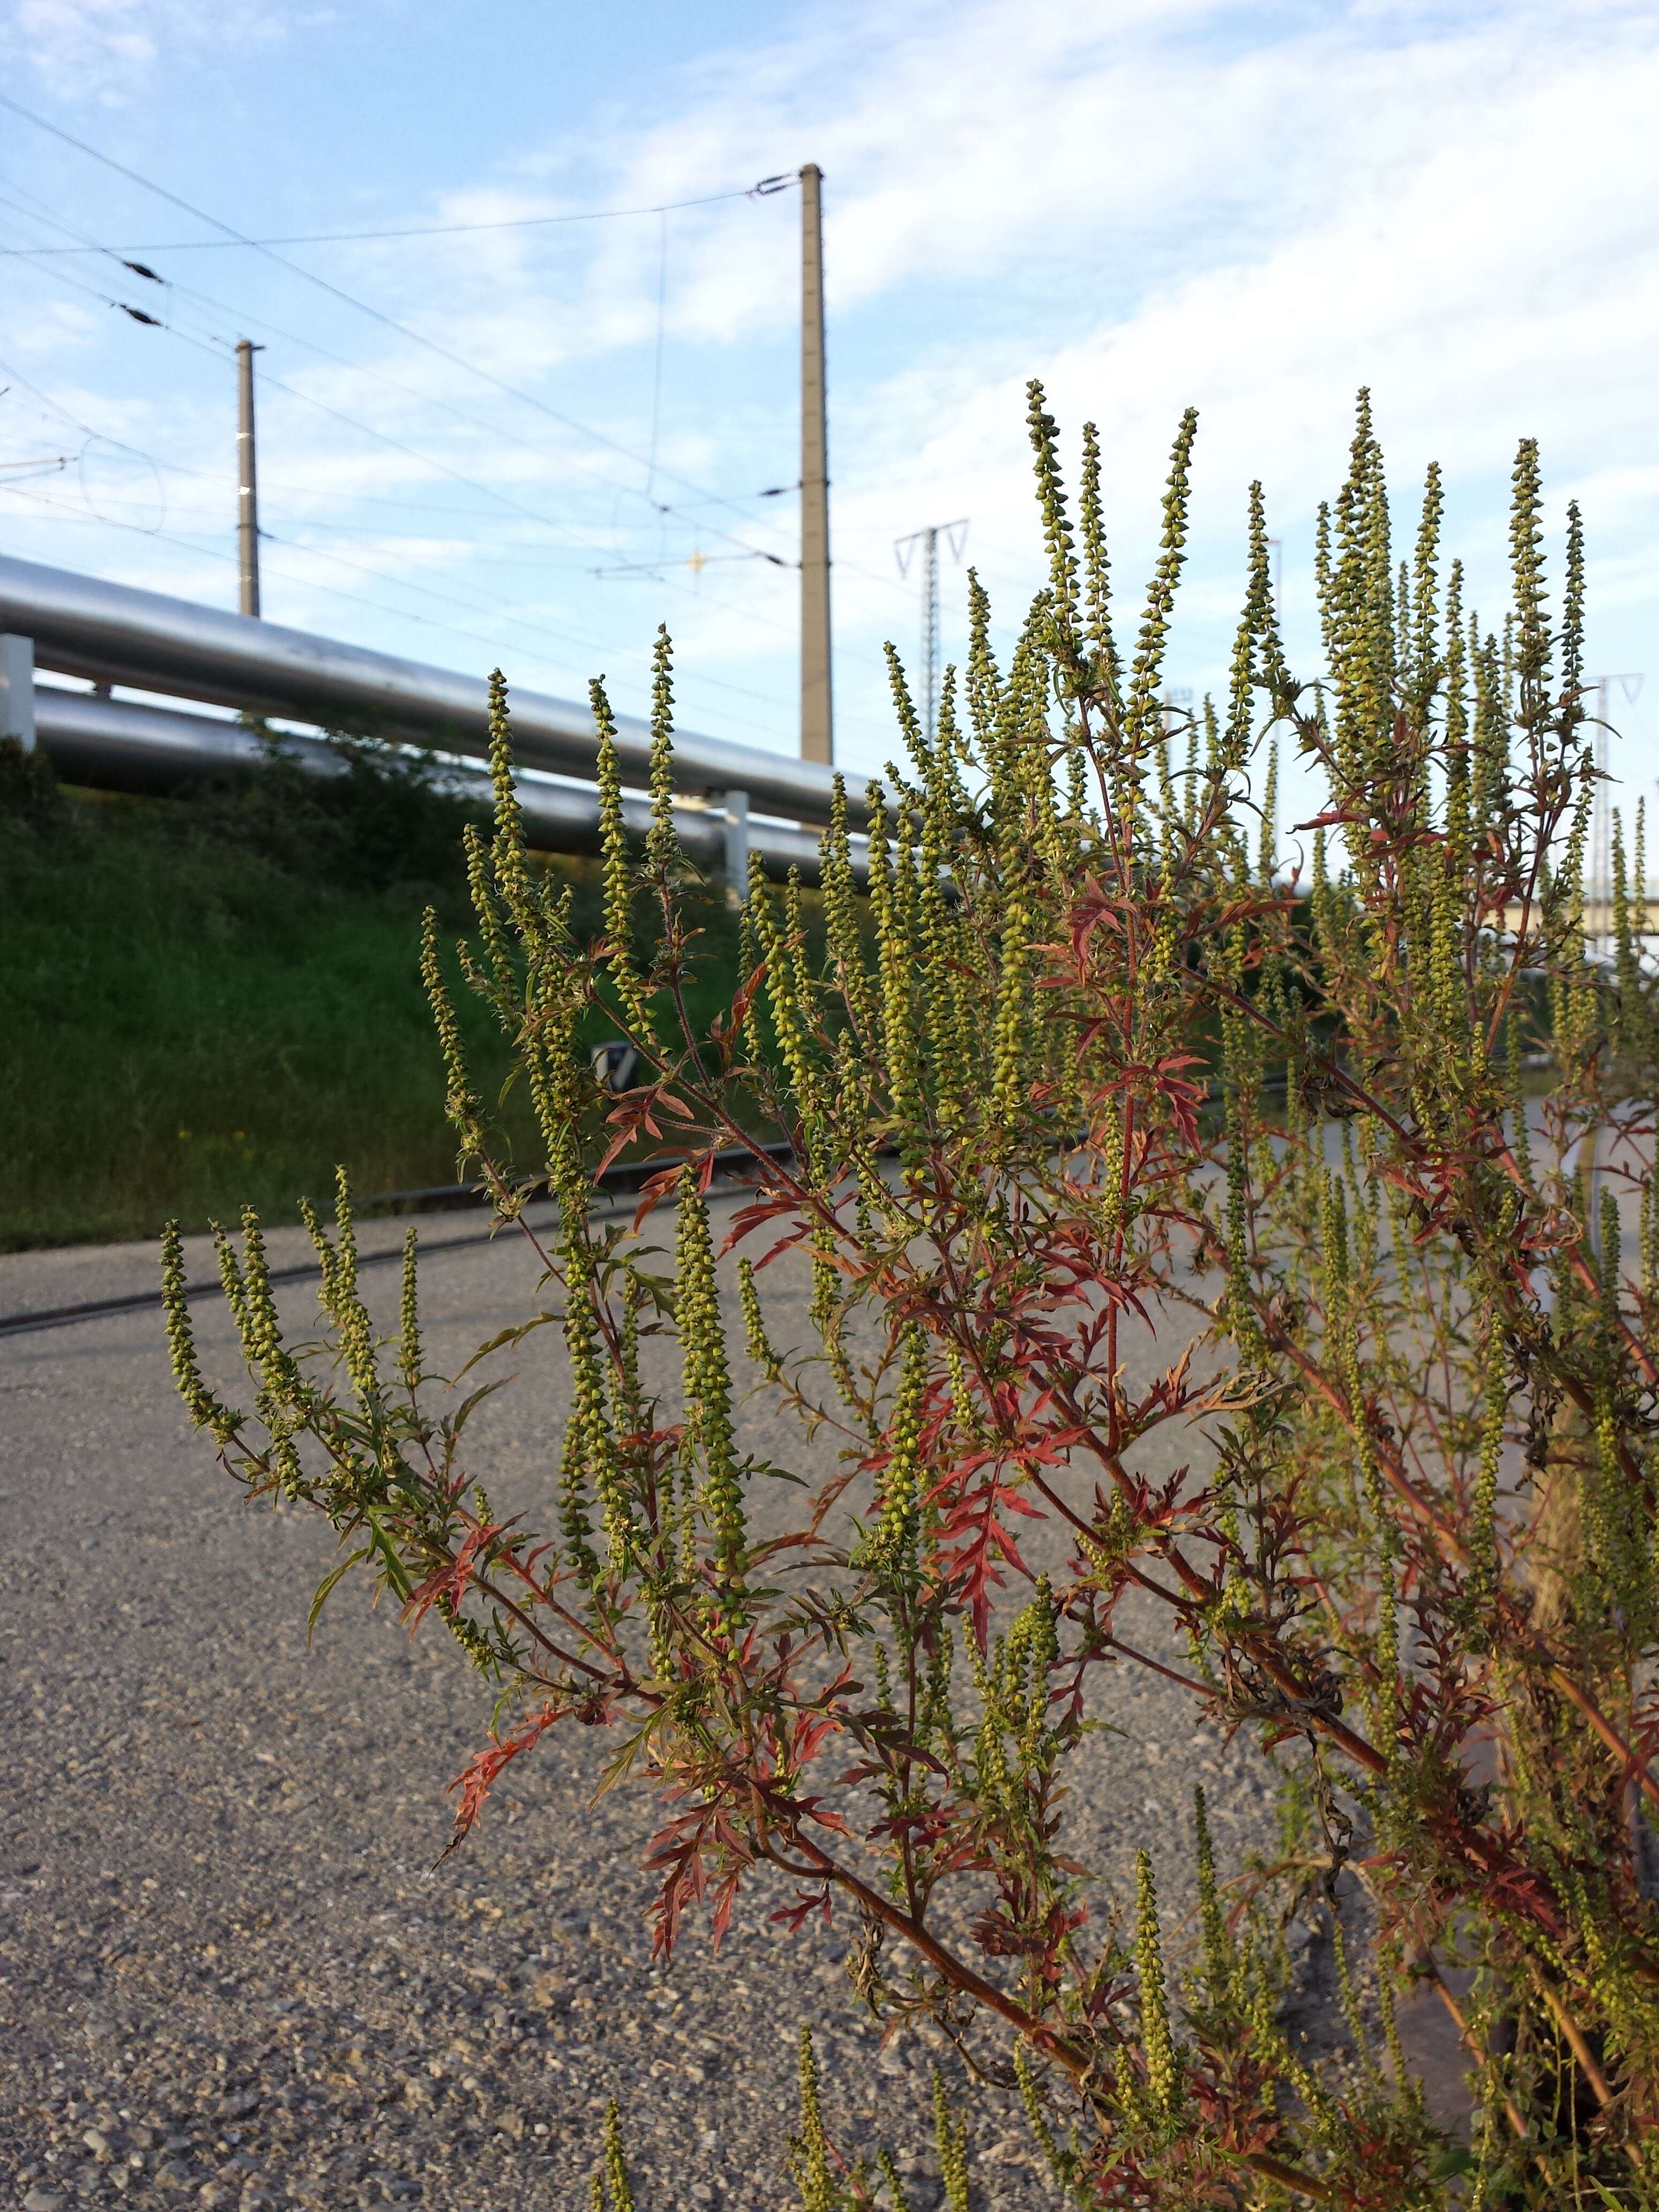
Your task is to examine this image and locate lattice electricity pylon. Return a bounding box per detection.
[1589,673,1645,923]
[895,518,968,743]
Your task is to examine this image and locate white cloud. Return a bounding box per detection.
[7,0,1659,787]
[559,0,1659,781]
[7,0,292,97]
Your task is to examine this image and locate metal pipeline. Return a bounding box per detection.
[0,552,869,829]
[31,685,858,884]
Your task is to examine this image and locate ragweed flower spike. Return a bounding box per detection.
[933,2069,972,2212]
[162,1221,238,1444]
[420,906,483,1165]
[325,1166,378,1411]
[1410,459,1444,718]
[862,1326,926,1601]
[820,771,878,1046]
[676,1168,745,1609]
[459,820,517,1019]
[965,565,1003,746]
[1193,1785,1230,2005]
[1324,388,1395,817]
[749,847,828,1172]
[645,625,681,880]
[599,2099,635,2212]
[1443,561,1470,857]
[1223,479,1277,773]
[591,675,651,1035]
[484,668,530,918]
[737,1256,782,1383]
[789,2027,833,2212]
[868,777,924,1147]
[397,1227,422,1394]
[1134,1849,1180,2124]
[1026,379,1081,679]
[1124,406,1199,753]
[1078,418,1122,712]
[1562,496,1586,743]
[1257,737,1279,890]
[989,865,1033,1145]
[1508,436,1551,738]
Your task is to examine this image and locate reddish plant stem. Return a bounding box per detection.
[1533,1976,1615,2111]
[1427,1967,1528,2141]
[765,1822,1341,2202]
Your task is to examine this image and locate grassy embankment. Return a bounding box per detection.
[0,741,744,1251]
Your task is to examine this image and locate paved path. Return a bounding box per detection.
[0,1201,1280,2212]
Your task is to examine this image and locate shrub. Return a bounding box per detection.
[178,730,495,906]
[0,731,67,833]
[168,387,1659,2207]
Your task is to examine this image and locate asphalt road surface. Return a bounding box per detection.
[1,1198,1297,2212]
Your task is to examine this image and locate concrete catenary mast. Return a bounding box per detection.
[235,339,264,619]
[799,163,832,765]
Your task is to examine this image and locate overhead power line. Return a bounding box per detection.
[0,111,917,739]
[0,91,793,538]
[0,150,921,627]
[0,336,901,727]
[0,189,797,577]
[0,178,796,253]
[1,235,910,682]
[0,475,826,742]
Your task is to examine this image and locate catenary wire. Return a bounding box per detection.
[0,94,801,540]
[0,467,808,737]
[0,167,927,628]
[1,476,895,748]
[0,259,909,692]
[0,147,928,728]
[1,140,1026,640]
[0,180,790,253]
[0,183,799,573]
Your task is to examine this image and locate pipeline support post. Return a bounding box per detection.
[799,163,832,766]
[713,788,750,900]
[0,632,35,751]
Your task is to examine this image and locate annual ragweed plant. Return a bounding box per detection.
[166,386,1659,2208]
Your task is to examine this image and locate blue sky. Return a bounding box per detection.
[3,0,1658,833]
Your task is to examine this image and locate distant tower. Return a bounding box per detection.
[1591,674,1645,924]
[894,519,968,742]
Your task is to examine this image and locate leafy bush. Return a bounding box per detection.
[180,731,495,904]
[0,733,68,833]
[168,390,1659,2207]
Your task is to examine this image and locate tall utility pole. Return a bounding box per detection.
[894,518,968,742]
[799,163,832,765]
[236,339,264,618]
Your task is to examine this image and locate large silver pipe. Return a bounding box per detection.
[0,554,870,829]
[31,684,856,884]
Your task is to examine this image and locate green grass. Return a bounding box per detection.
[0,751,746,1251]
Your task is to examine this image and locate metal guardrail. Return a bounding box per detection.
[0,549,870,813]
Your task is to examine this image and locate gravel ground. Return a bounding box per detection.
[1,1195,1327,2212]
